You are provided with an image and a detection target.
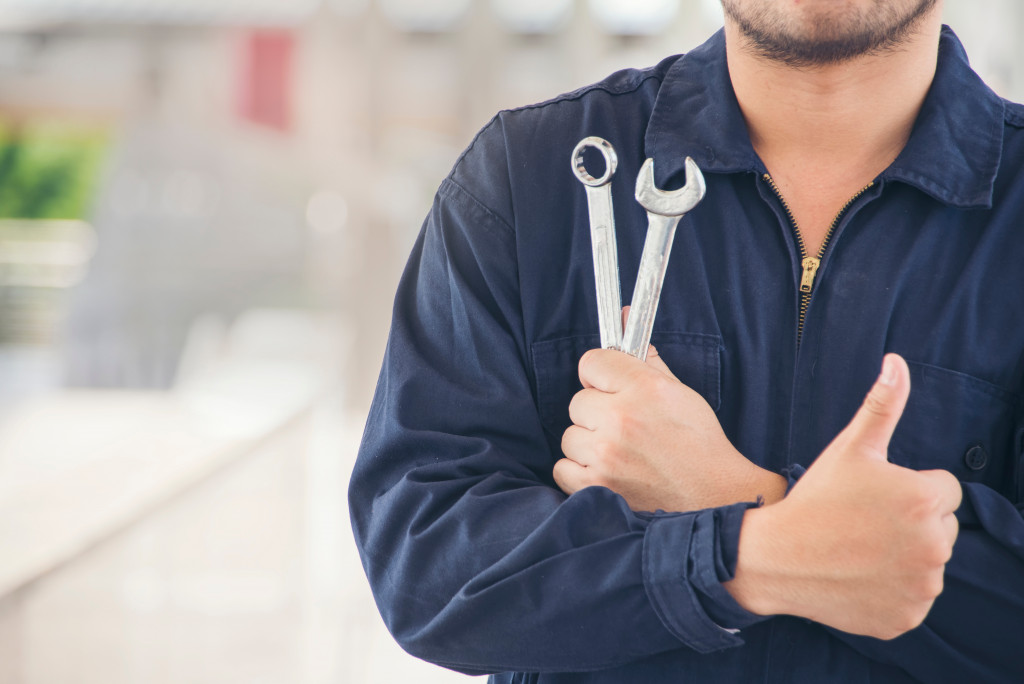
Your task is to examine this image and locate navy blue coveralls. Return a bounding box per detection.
[350,27,1024,683]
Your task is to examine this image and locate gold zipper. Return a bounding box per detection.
[763,174,874,344]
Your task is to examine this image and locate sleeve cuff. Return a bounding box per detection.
[642,503,767,654]
[781,464,807,494]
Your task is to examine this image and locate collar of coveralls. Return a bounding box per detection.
[643,25,1006,210]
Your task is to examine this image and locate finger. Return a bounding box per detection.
[942,512,960,548]
[553,457,588,496]
[645,344,679,380]
[578,347,646,393]
[561,424,597,466]
[568,388,606,431]
[844,354,911,460]
[918,468,964,514]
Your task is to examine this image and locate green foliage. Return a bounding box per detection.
[0,121,108,220]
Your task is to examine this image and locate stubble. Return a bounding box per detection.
[720,0,939,67]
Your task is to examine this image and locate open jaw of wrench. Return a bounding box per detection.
[572,137,707,361]
[621,156,706,360]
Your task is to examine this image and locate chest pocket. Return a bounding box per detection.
[889,361,1021,497]
[530,332,723,455]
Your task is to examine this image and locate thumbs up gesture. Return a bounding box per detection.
[726,354,963,639]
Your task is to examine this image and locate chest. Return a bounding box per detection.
[520,172,1024,499]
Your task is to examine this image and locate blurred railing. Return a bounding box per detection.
[0,220,96,345]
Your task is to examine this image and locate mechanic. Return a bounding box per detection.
[350,1,1024,681]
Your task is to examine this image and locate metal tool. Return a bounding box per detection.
[572,137,623,351]
[621,157,706,361]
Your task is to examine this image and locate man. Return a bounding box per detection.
[350,1,1024,681]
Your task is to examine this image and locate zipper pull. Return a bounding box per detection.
[800,257,821,294]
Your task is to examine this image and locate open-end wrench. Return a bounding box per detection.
[620,157,706,361]
[572,137,623,351]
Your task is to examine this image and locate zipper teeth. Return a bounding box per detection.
[763,174,805,257]
[763,173,875,344]
[816,181,875,259]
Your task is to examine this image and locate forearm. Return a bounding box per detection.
[353,459,760,672]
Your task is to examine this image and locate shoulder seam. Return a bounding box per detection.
[498,65,673,116]
[438,176,515,237]
[449,65,672,178]
[449,113,501,180]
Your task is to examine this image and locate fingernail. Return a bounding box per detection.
[879,355,896,386]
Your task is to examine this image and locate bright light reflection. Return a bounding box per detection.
[700,0,725,24]
[306,190,349,237]
[378,0,472,33]
[490,0,573,34]
[588,0,679,35]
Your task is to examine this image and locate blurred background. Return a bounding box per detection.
[0,1,1019,682]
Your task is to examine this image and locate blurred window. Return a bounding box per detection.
[0,0,320,25]
[587,0,679,36]
[378,0,471,33]
[329,0,368,17]
[491,0,573,35]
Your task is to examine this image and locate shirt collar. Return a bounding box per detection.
[644,26,1005,209]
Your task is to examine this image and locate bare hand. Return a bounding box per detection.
[725,354,962,639]
[553,333,786,512]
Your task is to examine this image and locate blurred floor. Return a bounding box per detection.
[0,396,480,684]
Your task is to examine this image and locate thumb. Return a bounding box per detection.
[844,354,911,460]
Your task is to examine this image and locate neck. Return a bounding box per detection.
[724,16,943,177]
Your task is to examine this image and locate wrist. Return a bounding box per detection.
[735,463,787,506]
[722,504,791,618]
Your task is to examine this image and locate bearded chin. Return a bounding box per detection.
[722,0,938,68]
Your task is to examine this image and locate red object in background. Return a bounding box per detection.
[237,30,294,132]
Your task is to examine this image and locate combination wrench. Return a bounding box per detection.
[571,137,623,351]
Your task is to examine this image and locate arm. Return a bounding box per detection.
[561,349,1024,680]
[560,351,962,640]
[725,359,1024,682]
[348,173,762,675]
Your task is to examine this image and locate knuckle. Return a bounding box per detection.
[904,479,943,518]
[886,606,928,638]
[592,440,614,465]
[552,460,572,490]
[567,392,581,416]
[861,388,893,418]
[559,428,575,455]
[880,620,910,641]
[607,410,635,443]
[647,372,675,398]
[924,572,945,599]
[907,603,932,631]
[578,349,602,380]
[906,570,943,602]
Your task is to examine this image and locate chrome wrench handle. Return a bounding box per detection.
[622,157,706,361]
[572,137,623,351]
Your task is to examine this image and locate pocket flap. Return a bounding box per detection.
[531,332,723,441]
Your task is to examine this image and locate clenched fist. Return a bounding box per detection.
[554,342,786,512]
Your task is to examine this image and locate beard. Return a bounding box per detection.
[720,0,939,67]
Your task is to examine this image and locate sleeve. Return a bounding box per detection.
[347,129,765,675]
[829,479,1024,682]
